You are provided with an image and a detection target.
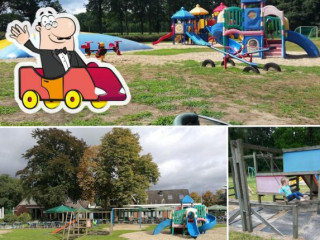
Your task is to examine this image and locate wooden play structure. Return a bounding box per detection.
[229,139,320,239]
[61,210,91,240]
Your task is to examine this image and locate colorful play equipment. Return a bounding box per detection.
[153,196,216,238]
[154,1,320,59]
[0,33,152,59]
[81,41,121,62]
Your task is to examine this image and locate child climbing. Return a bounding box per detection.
[279,177,308,202]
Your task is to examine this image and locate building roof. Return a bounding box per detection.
[171,7,195,20]
[17,198,38,206]
[147,189,189,204]
[65,199,90,209]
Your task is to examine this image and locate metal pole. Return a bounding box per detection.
[139,208,142,229]
[110,209,113,232]
[293,205,298,239]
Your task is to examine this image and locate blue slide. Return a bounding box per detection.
[153,219,172,235]
[206,23,242,53]
[187,219,200,238]
[199,214,217,234]
[285,30,320,57]
[186,32,211,47]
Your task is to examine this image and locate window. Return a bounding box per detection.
[247,10,257,20]
[168,194,173,200]
[179,194,184,200]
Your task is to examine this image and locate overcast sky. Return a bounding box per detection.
[0,127,227,194]
[60,0,88,14]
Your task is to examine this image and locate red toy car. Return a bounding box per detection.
[19,62,128,111]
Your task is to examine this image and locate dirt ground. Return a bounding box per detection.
[121,227,227,240]
[0,230,12,236]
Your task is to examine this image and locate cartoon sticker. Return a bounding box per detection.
[6,7,130,114]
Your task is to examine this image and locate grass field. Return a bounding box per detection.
[229,231,275,240]
[1,59,320,126]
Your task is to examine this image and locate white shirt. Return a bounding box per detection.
[58,52,71,71]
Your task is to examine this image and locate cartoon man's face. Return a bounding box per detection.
[35,12,76,51]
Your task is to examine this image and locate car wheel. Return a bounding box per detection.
[44,101,60,109]
[22,91,39,109]
[243,66,260,74]
[65,90,82,109]
[263,62,281,72]
[202,59,215,68]
[91,101,108,109]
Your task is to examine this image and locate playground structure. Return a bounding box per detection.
[229,139,320,239]
[154,1,320,60]
[81,41,122,62]
[153,196,216,238]
[51,210,90,240]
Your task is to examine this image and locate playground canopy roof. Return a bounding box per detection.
[44,205,75,213]
[171,7,195,20]
[190,4,209,16]
[181,195,194,204]
[208,205,227,211]
[73,207,91,213]
[213,3,228,13]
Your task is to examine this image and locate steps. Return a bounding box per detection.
[264,40,282,58]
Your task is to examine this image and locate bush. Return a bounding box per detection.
[0,32,5,40]
[4,214,18,223]
[18,213,32,223]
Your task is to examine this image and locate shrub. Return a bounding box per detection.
[0,32,5,40]
[4,214,18,223]
[18,213,32,223]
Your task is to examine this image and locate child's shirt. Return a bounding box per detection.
[279,185,292,197]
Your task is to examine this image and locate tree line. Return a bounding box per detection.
[1,0,319,34]
[229,127,320,172]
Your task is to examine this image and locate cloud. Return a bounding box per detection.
[59,0,88,14]
[0,127,227,194]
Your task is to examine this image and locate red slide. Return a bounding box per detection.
[152,25,174,45]
[52,220,76,234]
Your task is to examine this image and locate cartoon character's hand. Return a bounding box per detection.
[9,24,30,45]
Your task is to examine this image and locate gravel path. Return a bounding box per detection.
[121,227,227,240]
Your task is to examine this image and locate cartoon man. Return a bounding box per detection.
[8,8,86,79]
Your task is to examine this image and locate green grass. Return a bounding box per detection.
[229,231,275,240]
[286,39,320,52]
[2,56,320,125]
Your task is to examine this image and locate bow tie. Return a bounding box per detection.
[54,47,68,55]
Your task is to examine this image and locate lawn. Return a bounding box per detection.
[229,231,275,240]
[286,39,320,52]
[1,58,320,126]
[0,224,225,240]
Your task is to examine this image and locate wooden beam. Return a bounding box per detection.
[229,209,240,224]
[242,143,283,154]
[251,208,284,236]
[283,145,320,153]
[253,152,258,174]
[293,205,298,239]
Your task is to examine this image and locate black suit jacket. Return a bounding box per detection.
[24,40,86,79]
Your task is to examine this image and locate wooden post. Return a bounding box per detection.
[230,140,253,232]
[293,205,298,239]
[229,157,238,199]
[253,152,258,174]
[270,154,274,173]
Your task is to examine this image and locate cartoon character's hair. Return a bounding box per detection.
[35,7,57,20]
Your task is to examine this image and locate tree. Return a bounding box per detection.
[87,0,105,33]
[0,174,23,210]
[189,192,201,203]
[95,128,160,208]
[16,128,87,209]
[215,189,227,206]
[202,190,216,207]
[77,146,100,203]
